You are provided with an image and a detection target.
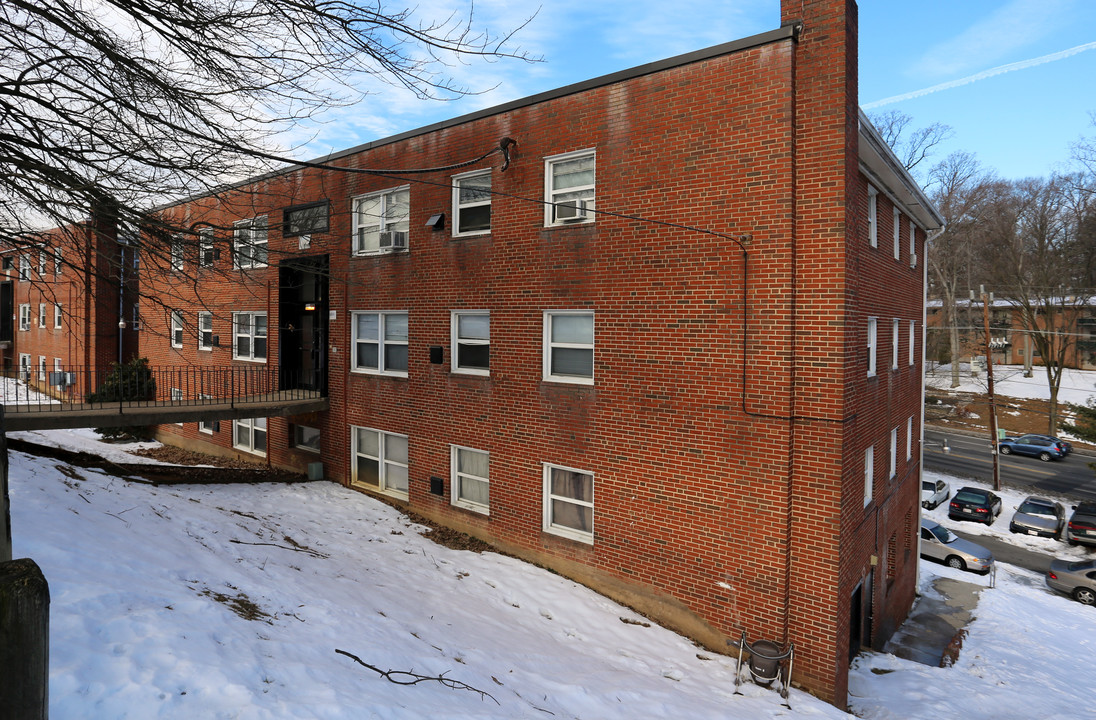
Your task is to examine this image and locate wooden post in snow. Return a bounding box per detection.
[0,558,50,719]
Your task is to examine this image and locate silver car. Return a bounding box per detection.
[1045,558,1096,605]
[919,519,994,574]
[1009,496,1066,538]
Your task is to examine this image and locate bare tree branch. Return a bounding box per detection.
[335,648,500,704]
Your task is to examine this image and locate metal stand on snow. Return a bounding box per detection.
[733,631,794,709]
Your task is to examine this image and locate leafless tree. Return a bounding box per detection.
[979,174,1096,433]
[925,152,997,387]
[0,0,536,331]
[868,110,953,178]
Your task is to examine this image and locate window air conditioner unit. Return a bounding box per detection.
[556,199,588,222]
[378,230,408,249]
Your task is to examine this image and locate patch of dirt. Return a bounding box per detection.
[926,387,1093,448]
[195,586,271,623]
[128,445,268,469]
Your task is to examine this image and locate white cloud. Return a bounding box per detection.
[864,39,1096,109]
[911,0,1074,78]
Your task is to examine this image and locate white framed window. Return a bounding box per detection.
[18,354,30,381]
[451,445,490,514]
[133,303,141,330]
[19,254,28,281]
[292,425,321,453]
[199,229,215,268]
[171,388,184,426]
[54,247,62,275]
[351,426,408,498]
[54,304,62,330]
[892,207,901,260]
[867,317,877,377]
[53,358,62,384]
[38,250,47,274]
[170,310,184,348]
[908,320,915,366]
[451,311,489,375]
[543,311,594,384]
[233,417,267,456]
[233,217,268,269]
[891,318,899,370]
[909,219,917,268]
[867,186,878,248]
[283,202,329,238]
[889,428,898,479]
[352,311,408,375]
[170,235,184,271]
[864,445,874,507]
[199,395,215,434]
[232,311,267,362]
[543,463,594,544]
[906,416,913,461]
[198,311,213,351]
[545,149,595,225]
[38,356,46,382]
[18,304,29,331]
[352,186,409,255]
[38,303,46,329]
[452,170,492,236]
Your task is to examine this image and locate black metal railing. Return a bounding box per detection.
[0,365,322,413]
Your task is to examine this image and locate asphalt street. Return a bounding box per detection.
[923,427,1096,503]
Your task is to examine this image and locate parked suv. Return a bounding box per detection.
[1067,502,1096,547]
[997,434,1066,462]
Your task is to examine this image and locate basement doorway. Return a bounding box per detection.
[848,571,874,663]
[278,255,328,394]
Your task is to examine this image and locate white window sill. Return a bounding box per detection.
[350,368,408,378]
[544,525,593,545]
[452,500,490,516]
[232,356,268,364]
[544,375,594,386]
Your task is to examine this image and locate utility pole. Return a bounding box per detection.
[973,285,1001,491]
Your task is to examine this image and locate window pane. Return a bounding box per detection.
[386,464,408,493]
[551,468,592,502]
[385,314,408,342]
[459,205,491,233]
[356,456,380,487]
[459,476,489,506]
[235,422,249,447]
[237,337,251,358]
[388,189,410,228]
[552,499,593,532]
[254,337,267,359]
[458,344,489,369]
[385,434,408,463]
[458,314,489,340]
[458,448,488,477]
[551,314,593,344]
[254,427,267,454]
[357,343,378,369]
[552,348,592,377]
[553,156,594,190]
[386,345,408,372]
[356,314,379,341]
[255,315,267,337]
[357,428,379,457]
[458,174,491,203]
[357,196,381,228]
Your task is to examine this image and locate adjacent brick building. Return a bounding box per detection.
[138,0,941,706]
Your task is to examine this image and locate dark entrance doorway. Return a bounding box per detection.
[849,571,874,662]
[278,256,328,394]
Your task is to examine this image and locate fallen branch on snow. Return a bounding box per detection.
[335,649,499,705]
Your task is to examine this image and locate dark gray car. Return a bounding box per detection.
[919,519,994,574]
[1045,558,1096,605]
[1067,502,1096,547]
[1009,496,1066,538]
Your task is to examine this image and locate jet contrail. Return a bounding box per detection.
[863,40,1096,109]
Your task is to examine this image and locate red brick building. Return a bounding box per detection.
[140,0,942,706]
[1,215,138,397]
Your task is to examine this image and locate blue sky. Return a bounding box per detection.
[290,0,1095,184]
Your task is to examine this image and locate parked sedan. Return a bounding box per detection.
[1045,558,1096,605]
[1066,502,1096,547]
[948,486,1003,525]
[1009,496,1066,538]
[920,519,994,573]
[921,478,950,510]
[997,434,1066,462]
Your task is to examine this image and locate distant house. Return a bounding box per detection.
[24,0,942,708]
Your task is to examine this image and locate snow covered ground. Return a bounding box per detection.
[926,362,1096,406]
[8,429,1096,718]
